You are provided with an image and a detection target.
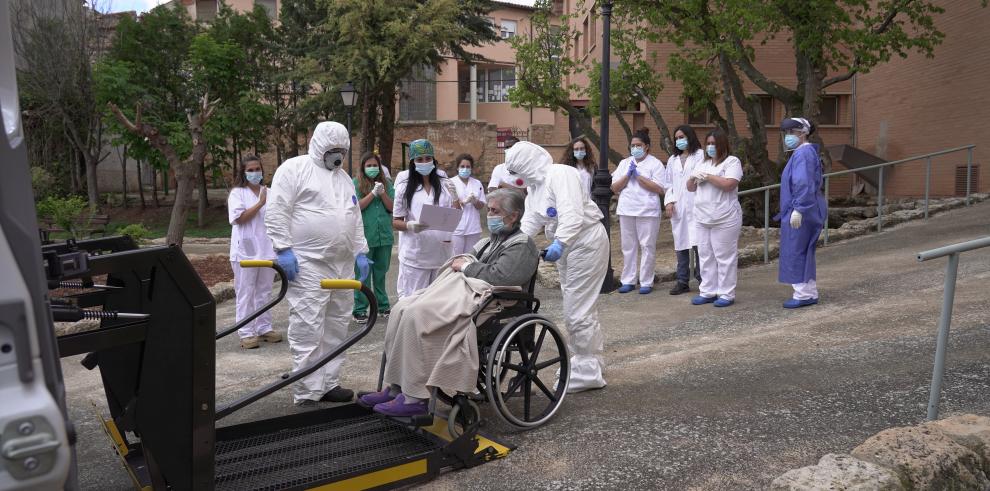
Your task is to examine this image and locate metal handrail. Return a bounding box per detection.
[917,236,990,421]
[738,145,976,264]
[216,260,289,340]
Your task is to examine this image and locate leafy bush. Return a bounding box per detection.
[36,196,90,239]
[31,167,55,201]
[115,223,152,244]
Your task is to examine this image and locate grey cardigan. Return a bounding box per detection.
[462,228,540,290]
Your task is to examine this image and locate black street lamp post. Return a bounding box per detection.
[339,81,357,175]
[591,1,617,293]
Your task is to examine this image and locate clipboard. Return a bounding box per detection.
[419,204,463,232]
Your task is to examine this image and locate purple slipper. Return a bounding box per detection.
[358,389,395,407]
[373,394,428,417]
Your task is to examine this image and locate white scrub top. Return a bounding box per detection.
[394,179,456,269]
[577,166,593,197]
[228,186,276,261]
[612,154,665,217]
[665,149,706,250]
[692,155,744,226]
[452,176,486,236]
[488,163,509,190]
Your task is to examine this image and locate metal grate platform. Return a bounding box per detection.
[214,414,440,491]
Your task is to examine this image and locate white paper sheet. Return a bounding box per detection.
[419,204,463,232]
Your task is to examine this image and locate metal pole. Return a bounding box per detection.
[763,189,770,264]
[925,157,931,219]
[591,0,617,293]
[966,147,973,206]
[927,252,960,421]
[824,176,830,245]
[346,108,353,175]
[877,166,884,232]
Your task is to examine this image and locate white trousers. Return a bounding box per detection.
[231,261,275,339]
[557,223,609,392]
[695,217,742,301]
[396,263,440,299]
[618,215,660,287]
[451,233,481,257]
[792,279,819,300]
[286,256,353,403]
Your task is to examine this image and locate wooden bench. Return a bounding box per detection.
[40,214,110,243]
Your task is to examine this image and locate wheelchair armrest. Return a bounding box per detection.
[489,291,537,302]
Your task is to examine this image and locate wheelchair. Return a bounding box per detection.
[372,273,571,437]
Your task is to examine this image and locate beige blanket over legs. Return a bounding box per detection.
[382,258,517,399]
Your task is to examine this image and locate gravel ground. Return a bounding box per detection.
[64,200,990,490]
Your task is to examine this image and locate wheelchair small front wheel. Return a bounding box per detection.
[447,397,481,438]
[485,315,569,428]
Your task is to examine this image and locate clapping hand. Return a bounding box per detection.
[372,182,384,196]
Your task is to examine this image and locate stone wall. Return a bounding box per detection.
[390,120,501,181]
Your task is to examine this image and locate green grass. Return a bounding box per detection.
[108,214,231,239]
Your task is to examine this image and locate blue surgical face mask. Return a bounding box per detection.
[487,215,505,235]
[458,167,471,178]
[415,160,435,176]
[784,134,801,149]
[706,145,717,158]
[630,146,645,159]
[245,171,263,185]
[573,150,586,160]
[675,138,688,151]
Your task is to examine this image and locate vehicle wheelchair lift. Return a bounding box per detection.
[46,236,569,490]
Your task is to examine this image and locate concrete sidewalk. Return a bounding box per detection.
[64,201,990,490]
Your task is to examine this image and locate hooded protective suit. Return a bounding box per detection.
[266,121,369,403]
[505,142,609,392]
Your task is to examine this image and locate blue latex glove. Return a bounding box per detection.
[627,162,638,178]
[543,239,565,262]
[355,253,374,282]
[276,249,299,281]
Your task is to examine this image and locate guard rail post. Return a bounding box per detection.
[924,156,932,219]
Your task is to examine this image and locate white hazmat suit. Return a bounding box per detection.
[265,122,368,403]
[505,142,609,392]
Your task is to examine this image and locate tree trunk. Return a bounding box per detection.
[197,161,207,228]
[137,158,146,209]
[84,153,99,210]
[609,103,633,144]
[151,167,160,208]
[378,86,397,170]
[120,144,128,208]
[166,165,196,247]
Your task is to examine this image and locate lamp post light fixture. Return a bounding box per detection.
[339,81,357,174]
[591,0,617,293]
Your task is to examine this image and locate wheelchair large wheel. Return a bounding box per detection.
[485,314,569,428]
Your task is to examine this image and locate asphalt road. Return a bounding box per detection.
[63,200,990,490]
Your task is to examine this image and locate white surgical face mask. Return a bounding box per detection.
[706,145,717,158]
[415,160,435,176]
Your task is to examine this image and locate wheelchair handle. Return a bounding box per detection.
[215,260,289,340]
[214,280,378,421]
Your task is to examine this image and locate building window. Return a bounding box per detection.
[582,16,589,56]
[686,97,714,125]
[757,95,775,125]
[255,0,277,19]
[589,14,597,49]
[196,0,218,21]
[500,19,517,39]
[819,95,840,125]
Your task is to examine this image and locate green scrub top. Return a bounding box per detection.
[354,177,395,247]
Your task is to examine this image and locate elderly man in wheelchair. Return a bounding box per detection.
[359,189,571,429]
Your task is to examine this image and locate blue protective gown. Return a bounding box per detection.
[775,143,827,284]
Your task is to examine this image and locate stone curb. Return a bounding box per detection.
[771,414,990,490]
[536,193,990,290]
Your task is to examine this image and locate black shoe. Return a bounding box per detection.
[669,282,690,295]
[294,399,318,408]
[353,313,368,324]
[319,386,354,403]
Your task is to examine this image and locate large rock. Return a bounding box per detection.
[770,453,904,491]
[925,414,990,475]
[851,425,990,490]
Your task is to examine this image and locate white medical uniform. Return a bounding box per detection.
[487,163,510,190]
[393,175,456,298]
[577,166,593,196]
[664,149,705,251]
[451,176,486,256]
[265,122,369,403]
[507,142,609,393]
[228,186,276,339]
[612,154,665,288]
[692,156,743,301]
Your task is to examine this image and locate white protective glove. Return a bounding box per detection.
[372,182,384,196]
[405,221,428,233]
[691,170,709,183]
[444,180,459,201]
[465,192,477,205]
[789,210,803,229]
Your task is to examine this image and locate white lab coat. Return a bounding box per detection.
[452,176,486,236]
[265,121,369,403]
[664,149,705,251]
[393,173,457,297]
[228,186,276,339]
[506,142,609,393]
